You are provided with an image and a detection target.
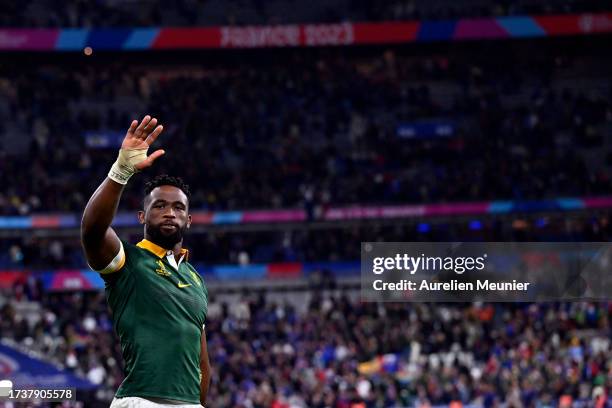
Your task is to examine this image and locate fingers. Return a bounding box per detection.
[133,115,152,138]
[143,117,158,134]
[127,120,138,135]
[134,149,165,170]
[130,115,161,140]
[144,125,164,146]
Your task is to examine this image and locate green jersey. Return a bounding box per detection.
[102,238,208,404]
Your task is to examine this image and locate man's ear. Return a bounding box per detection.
[187,214,192,229]
[137,210,145,224]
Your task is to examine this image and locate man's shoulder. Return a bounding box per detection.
[184,262,207,288]
[103,240,154,286]
[184,261,204,274]
[117,239,160,270]
[119,238,138,249]
[120,239,150,257]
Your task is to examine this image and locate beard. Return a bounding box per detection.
[147,222,187,249]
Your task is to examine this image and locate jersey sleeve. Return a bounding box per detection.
[92,239,132,285]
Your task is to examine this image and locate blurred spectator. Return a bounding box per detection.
[0,0,607,27]
[1,283,610,407]
[1,213,612,267]
[0,42,611,215]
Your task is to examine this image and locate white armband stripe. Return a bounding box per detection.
[90,242,126,275]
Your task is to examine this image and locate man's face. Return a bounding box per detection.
[138,185,192,249]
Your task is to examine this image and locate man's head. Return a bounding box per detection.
[138,175,192,249]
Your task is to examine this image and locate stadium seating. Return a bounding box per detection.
[0,0,607,27]
[1,41,611,215]
[1,283,610,407]
[0,2,610,407]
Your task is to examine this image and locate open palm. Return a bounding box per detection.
[122,115,165,170]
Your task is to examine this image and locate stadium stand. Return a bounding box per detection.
[1,214,612,269]
[1,283,610,407]
[0,2,611,407]
[0,0,607,27]
[0,39,611,215]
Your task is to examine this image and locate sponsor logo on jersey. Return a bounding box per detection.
[155,260,171,277]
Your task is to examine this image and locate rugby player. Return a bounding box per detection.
[81,115,210,407]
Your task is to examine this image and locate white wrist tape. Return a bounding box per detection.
[108,147,148,185]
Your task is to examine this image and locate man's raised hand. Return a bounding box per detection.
[122,115,165,170]
[108,115,165,185]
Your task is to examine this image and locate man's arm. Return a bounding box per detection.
[81,180,125,270]
[81,115,164,270]
[200,327,211,406]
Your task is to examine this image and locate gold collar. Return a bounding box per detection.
[136,239,189,261]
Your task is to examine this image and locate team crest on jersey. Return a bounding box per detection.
[155,260,171,277]
[189,271,202,286]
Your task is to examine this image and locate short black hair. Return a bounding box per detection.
[143,174,192,202]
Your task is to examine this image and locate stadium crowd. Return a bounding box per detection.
[0,2,611,408]
[0,282,610,407]
[0,0,606,27]
[0,44,611,216]
[1,213,612,268]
